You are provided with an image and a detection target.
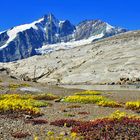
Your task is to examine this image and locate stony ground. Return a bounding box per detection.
[0,74,140,140]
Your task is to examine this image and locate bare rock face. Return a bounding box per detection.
[1,30,140,85]
[74,20,126,40]
[0,67,11,75]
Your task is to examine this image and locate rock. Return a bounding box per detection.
[116,81,121,85]
[136,78,140,81]
[24,115,32,119]
[10,75,18,80]
[54,98,62,102]
[61,109,68,113]
[60,131,68,136]
[108,82,115,85]
[0,67,11,75]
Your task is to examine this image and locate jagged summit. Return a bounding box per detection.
[0,13,127,62]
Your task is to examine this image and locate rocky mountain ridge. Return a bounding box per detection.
[0,13,127,62]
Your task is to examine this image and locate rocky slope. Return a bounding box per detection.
[0,30,140,85]
[0,14,126,62]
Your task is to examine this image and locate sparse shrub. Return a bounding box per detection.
[109,110,127,120]
[25,119,48,125]
[63,95,122,108]
[50,111,140,140]
[72,117,140,140]
[64,113,75,117]
[125,101,140,110]
[0,85,4,90]
[50,119,86,127]
[108,110,140,120]
[34,132,82,140]
[32,93,59,101]
[67,105,81,109]
[47,131,54,136]
[9,84,20,89]
[78,112,90,115]
[20,83,30,87]
[74,90,101,95]
[0,94,48,116]
[71,111,140,140]
[8,83,30,89]
[97,100,123,108]
[11,132,30,138]
[63,95,105,104]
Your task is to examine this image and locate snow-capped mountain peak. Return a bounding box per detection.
[0,18,44,50]
[106,23,114,32]
[0,14,127,62]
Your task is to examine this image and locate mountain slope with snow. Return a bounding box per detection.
[1,30,140,85]
[0,13,127,62]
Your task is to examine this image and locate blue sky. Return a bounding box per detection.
[0,0,140,31]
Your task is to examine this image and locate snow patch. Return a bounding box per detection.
[0,18,44,50]
[59,20,66,26]
[36,33,104,54]
[106,23,114,32]
[0,30,6,34]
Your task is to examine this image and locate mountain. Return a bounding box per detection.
[0,13,127,62]
[1,30,140,85]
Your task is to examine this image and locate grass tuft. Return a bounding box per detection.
[32,93,59,101]
[74,90,101,95]
[125,101,140,111]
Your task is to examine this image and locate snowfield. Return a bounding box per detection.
[35,33,104,54]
